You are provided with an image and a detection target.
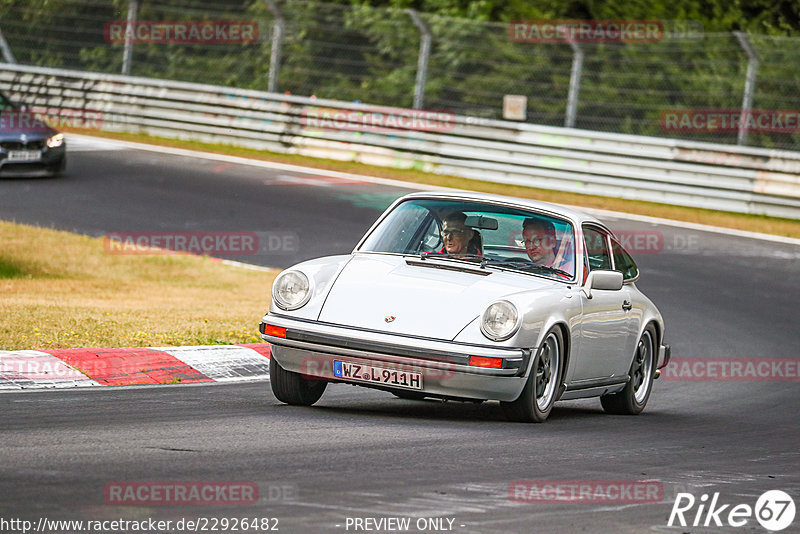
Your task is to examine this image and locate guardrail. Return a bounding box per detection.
[2,62,799,219]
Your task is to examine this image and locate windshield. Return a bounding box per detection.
[359,198,576,280]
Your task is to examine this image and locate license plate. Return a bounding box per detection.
[7,150,41,162]
[333,360,423,390]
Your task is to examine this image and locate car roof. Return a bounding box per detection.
[398,190,609,229]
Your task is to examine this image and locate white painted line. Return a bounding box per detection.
[158,345,270,382]
[570,205,800,246]
[64,135,127,152]
[68,133,800,246]
[66,133,446,192]
[273,174,334,187]
[0,350,100,389]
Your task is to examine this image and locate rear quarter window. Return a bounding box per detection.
[612,239,639,280]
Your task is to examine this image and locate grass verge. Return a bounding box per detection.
[0,220,276,350]
[68,128,800,239]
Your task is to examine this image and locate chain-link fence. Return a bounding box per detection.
[2,0,799,151]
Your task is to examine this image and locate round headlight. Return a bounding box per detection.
[480,300,520,341]
[272,270,311,310]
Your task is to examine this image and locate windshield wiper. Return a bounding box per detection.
[420,252,483,262]
[529,264,572,280]
[479,258,572,279]
[407,254,491,275]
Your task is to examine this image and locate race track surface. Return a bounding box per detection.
[1,136,798,534]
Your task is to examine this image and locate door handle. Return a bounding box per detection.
[622,300,632,311]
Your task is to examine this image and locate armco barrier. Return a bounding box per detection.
[2,62,799,219]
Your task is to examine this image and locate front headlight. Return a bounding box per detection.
[46,133,64,148]
[480,300,520,341]
[272,270,312,310]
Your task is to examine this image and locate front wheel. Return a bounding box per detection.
[501,327,563,423]
[601,326,656,415]
[270,356,327,406]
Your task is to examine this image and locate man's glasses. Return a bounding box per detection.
[523,236,547,247]
[441,229,467,238]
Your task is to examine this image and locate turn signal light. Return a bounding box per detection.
[264,325,287,338]
[469,356,503,369]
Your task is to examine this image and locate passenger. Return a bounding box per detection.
[439,211,481,258]
[522,217,565,268]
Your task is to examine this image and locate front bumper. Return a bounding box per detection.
[0,144,65,176]
[260,313,532,402]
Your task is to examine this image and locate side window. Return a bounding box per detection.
[611,239,639,280]
[419,217,442,252]
[583,226,612,271]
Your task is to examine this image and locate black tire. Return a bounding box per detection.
[501,327,564,423]
[391,390,427,401]
[269,356,327,406]
[601,325,656,415]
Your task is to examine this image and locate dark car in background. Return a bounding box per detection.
[0,91,66,177]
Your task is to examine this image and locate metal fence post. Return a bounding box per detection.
[265,0,284,93]
[734,31,759,146]
[407,9,431,110]
[565,38,583,128]
[0,25,16,63]
[121,0,138,75]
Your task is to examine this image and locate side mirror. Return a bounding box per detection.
[582,270,623,299]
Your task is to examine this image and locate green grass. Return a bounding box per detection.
[0,258,26,279]
[0,220,277,350]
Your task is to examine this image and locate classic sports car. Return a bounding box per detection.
[259,191,670,422]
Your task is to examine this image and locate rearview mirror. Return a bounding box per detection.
[582,270,623,299]
[465,215,498,230]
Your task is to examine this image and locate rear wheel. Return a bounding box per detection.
[601,326,656,415]
[270,356,327,406]
[501,327,563,423]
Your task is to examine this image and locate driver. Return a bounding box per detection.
[522,217,562,267]
[439,211,481,258]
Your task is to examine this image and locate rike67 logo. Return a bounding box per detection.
[669,490,795,531]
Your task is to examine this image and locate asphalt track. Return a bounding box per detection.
[1,136,799,534]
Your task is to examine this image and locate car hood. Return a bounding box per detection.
[317,254,558,340]
[0,110,58,141]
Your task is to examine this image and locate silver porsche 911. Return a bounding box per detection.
[259,191,670,422]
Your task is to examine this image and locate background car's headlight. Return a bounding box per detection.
[272,270,312,310]
[480,300,520,341]
[46,134,64,148]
